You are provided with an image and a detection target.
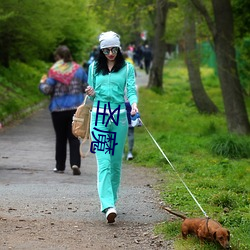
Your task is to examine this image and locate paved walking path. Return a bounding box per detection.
[0,70,172,249]
[0,104,163,224]
[135,68,149,88]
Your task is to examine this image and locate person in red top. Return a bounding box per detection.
[39,45,88,175]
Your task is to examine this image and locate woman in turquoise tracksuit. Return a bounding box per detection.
[86,31,138,223]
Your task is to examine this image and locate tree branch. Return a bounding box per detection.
[190,0,216,37]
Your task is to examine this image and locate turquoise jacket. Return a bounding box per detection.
[87,62,138,110]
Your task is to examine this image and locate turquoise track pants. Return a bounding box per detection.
[90,109,128,212]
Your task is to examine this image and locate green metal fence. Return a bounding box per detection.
[198,40,250,95]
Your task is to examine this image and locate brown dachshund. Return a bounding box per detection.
[163,207,231,249]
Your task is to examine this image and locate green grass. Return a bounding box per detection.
[0,60,50,123]
[128,59,250,250]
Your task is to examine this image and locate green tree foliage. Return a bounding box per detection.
[91,0,155,46]
[0,0,99,67]
[164,2,184,44]
[232,0,250,95]
[232,0,250,39]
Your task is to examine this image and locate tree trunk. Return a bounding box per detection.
[184,4,218,114]
[191,0,250,134]
[147,0,169,89]
[212,0,250,134]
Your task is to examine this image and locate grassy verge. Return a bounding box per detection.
[0,60,50,125]
[128,59,250,250]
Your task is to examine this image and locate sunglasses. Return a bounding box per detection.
[102,47,119,55]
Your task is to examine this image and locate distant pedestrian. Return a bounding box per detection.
[134,45,144,69]
[87,46,99,70]
[39,45,88,175]
[143,44,152,74]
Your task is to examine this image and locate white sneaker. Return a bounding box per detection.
[105,207,117,223]
[53,168,64,173]
[127,152,133,160]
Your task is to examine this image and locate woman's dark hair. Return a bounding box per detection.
[95,48,126,75]
[54,45,73,63]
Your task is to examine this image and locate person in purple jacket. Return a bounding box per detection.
[39,45,88,175]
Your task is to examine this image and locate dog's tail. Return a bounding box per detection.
[162,206,187,220]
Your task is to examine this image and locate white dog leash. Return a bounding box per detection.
[139,118,209,218]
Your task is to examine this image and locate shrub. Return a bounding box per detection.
[210,135,250,159]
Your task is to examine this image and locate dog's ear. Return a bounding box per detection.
[227,230,230,240]
[213,231,217,240]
